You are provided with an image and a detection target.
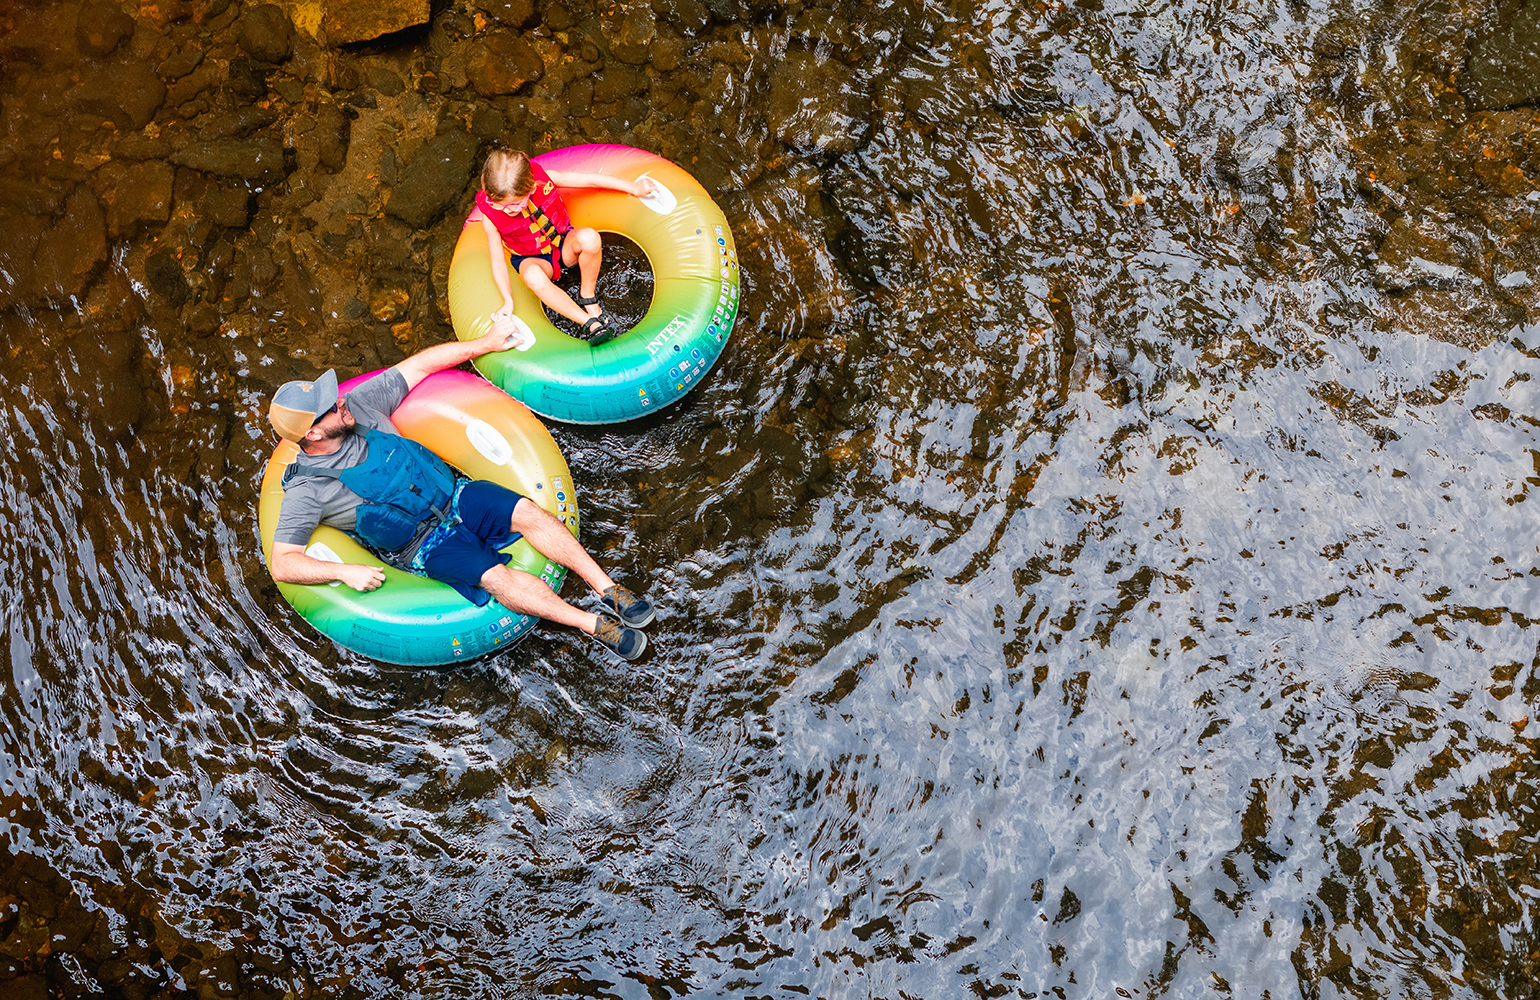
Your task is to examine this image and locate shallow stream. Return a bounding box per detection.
[3,0,1540,996]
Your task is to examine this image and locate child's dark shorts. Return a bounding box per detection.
[414,480,526,606]
[511,241,565,283]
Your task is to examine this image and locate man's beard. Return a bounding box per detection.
[315,411,354,441]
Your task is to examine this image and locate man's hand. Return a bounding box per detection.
[482,318,530,353]
[488,313,534,350]
[272,542,386,591]
[337,563,386,592]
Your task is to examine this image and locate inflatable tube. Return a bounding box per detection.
[447,143,741,424]
[258,369,580,667]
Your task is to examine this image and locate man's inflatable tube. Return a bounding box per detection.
[447,143,741,425]
[258,369,580,667]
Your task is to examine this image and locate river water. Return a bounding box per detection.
[3,0,1540,997]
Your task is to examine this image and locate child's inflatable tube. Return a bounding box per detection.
[258,369,581,667]
[447,143,741,425]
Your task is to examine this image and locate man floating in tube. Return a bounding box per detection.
[265,330,653,660]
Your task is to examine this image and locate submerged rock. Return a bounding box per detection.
[467,31,545,96]
[74,0,135,57]
[237,3,294,64]
[474,0,535,27]
[763,49,870,155]
[1374,214,1477,290]
[97,160,175,237]
[323,0,432,44]
[1463,2,1540,109]
[385,130,478,227]
[169,137,289,184]
[603,4,658,64]
[71,57,166,129]
[32,189,107,302]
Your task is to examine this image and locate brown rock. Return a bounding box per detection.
[82,269,142,334]
[185,301,223,337]
[157,44,205,80]
[0,206,43,309]
[763,49,869,155]
[314,103,353,172]
[1463,2,1540,110]
[1374,214,1473,290]
[544,1,575,31]
[13,875,59,920]
[651,26,684,72]
[474,0,534,27]
[467,31,545,96]
[592,62,648,104]
[277,243,324,329]
[172,169,252,229]
[145,247,191,306]
[385,130,477,227]
[371,286,410,321]
[653,0,709,35]
[206,184,252,229]
[75,0,136,57]
[365,64,406,96]
[603,4,656,65]
[237,3,293,63]
[1382,287,1518,350]
[163,59,222,110]
[72,57,167,129]
[323,0,431,44]
[97,160,175,237]
[33,188,107,300]
[169,138,288,183]
[5,974,48,1000]
[227,54,270,100]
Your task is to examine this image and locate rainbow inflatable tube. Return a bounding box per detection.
[258,369,579,666]
[447,143,740,424]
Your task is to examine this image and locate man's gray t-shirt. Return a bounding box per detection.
[272,368,411,547]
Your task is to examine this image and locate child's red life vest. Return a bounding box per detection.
[475,162,572,258]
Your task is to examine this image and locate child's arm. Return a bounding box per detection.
[545,170,658,199]
[478,215,517,320]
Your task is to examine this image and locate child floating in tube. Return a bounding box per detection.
[467,147,657,346]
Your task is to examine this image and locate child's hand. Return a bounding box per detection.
[632,176,660,198]
[492,299,514,322]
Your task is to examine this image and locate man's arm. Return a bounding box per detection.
[394,327,527,391]
[271,541,385,592]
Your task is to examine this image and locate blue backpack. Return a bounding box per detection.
[285,429,460,563]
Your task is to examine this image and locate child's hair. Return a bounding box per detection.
[482,148,534,201]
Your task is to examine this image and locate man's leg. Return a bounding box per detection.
[511,497,656,627]
[478,563,600,633]
[509,497,616,595]
[478,564,647,660]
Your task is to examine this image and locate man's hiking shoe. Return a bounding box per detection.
[593,616,647,661]
[600,584,655,627]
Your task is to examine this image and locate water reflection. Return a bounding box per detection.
[4,0,1540,995]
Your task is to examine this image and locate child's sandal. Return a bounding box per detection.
[583,314,621,347]
[575,294,610,324]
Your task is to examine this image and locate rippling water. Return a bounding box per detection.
[5,0,1540,996]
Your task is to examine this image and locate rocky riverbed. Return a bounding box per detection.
[7,0,1540,996]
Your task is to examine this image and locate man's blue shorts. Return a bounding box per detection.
[414,480,525,606]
